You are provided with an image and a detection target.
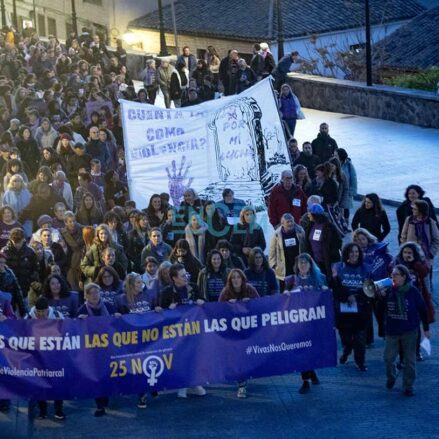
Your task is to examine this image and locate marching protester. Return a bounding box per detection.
[27,295,65,420]
[0,23,436,422]
[352,193,391,242]
[159,263,206,399]
[332,243,372,371]
[383,265,430,396]
[219,269,259,398]
[352,228,393,344]
[269,213,305,289]
[284,253,326,393]
[244,247,279,296]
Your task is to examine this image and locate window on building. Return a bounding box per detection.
[66,22,73,36]
[84,0,103,5]
[197,49,207,60]
[240,53,253,64]
[38,14,46,36]
[48,17,57,37]
[350,43,366,54]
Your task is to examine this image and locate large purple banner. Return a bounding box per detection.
[0,291,337,400]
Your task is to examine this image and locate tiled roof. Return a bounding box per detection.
[374,6,439,69]
[129,0,425,41]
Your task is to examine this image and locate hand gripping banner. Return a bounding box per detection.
[0,291,337,400]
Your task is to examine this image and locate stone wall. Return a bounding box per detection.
[287,73,439,129]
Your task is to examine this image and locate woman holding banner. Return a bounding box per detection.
[284,253,326,393]
[244,247,279,297]
[116,272,157,409]
[219,269,259,398]
[43,274,79,318]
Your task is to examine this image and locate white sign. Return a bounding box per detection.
[120,78,290,209]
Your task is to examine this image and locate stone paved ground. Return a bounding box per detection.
[294,108,439,206]
[2,202,439,439]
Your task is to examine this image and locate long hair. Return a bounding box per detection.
[43,274,70,299]
[293,253,326,288]
[96,266,120,289]
[224,269,250,299]
[397,241,426,265]
[329,157,343,182]
[314,162,332,179]
[362,193,383,217]
[205,250,226,273]
[247,247,269,271]
[341,243,364,266]
[93,223,113,248]
[352,228,378,245]
[123,272,142,305]
[404,184,425,201]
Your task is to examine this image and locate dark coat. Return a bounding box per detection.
[230,223,266,265]
[295,153,320,179]
[303,217,342,276]
[127,229,149,273]
[19,191,66,230]
[1,241,39,296]
[159,283,200,308]
[351,207,391,241]
[311,133,338,163]
[0,267,26,316]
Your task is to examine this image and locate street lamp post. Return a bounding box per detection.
[365,0,372,86]
[276,0,285,60]
[12,0,18,29]
[0,0,6,29]
[158,0,169,56]
[71,0,78,36]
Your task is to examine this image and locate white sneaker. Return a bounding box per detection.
[189,386,207,396]
[177,388,188,398]
[237,386,247,399]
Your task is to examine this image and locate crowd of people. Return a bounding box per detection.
[0,26,436,421]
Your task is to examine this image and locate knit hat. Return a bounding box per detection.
[308,204,324,215]
[37,214,53,228]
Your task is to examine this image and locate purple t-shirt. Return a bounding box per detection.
[48,292,79,318]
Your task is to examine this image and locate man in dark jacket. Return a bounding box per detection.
[1,228,39,297]
[219,50,239,96]
[311,123,338,163]
[176,46,197,75]
[295,142,321,179]
[66,143,92,189]
[19,183,66,231]
[268,170,307,228]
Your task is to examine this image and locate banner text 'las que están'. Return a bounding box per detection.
[0,291,337,400]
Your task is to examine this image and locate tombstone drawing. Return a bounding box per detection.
[208,98,266,182]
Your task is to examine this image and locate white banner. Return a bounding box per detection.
[120,78,290,210]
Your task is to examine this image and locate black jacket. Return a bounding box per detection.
[311,133,338,163]
[1,241,39,296]
[351,207,391,241]
[159,283,200,308]
[295,153,320,179]
[303,217,342,276]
